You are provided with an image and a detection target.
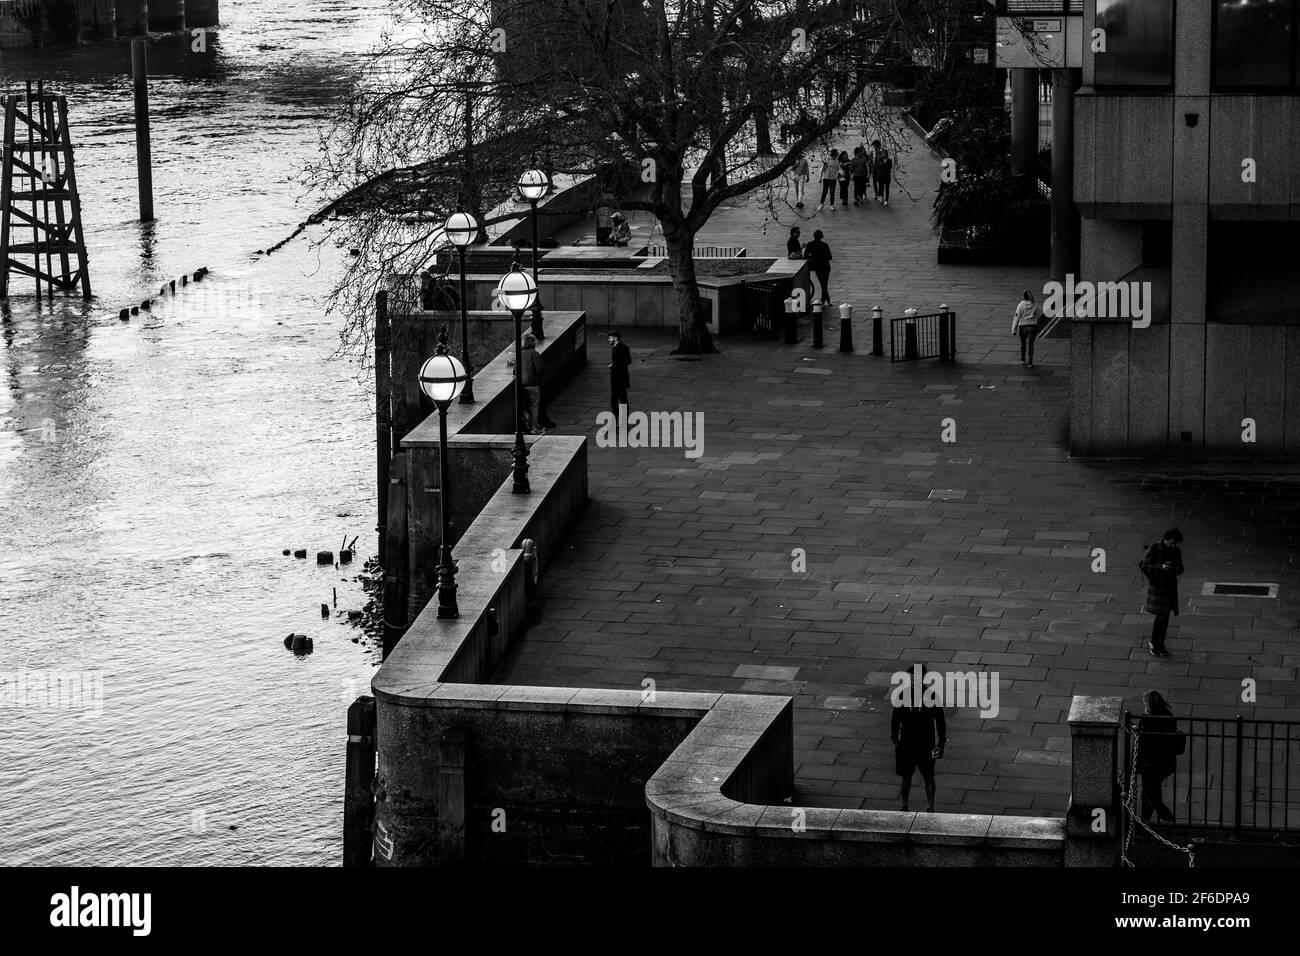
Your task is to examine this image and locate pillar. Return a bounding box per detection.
[115,0,148,36]
[148,0,185,32]
[186,0,219,28]
[1050,68,1081,283]
[78,0,118,40]
[1064,695,1123,867]
[1009,68,1038,178]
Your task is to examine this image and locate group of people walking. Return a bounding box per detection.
[790,140,893,211]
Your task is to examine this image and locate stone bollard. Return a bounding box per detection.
[317,551,334,565]
[293,549,307,559]
[812,302,824,348]
[839,303,854,352]
[871,305,883,356]
[1064,695,1124,866]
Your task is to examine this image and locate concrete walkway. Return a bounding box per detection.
[491,120,1300,819]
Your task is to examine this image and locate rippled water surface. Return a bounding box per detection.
[0,0,395,865]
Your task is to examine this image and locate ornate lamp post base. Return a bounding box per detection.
[436,547,459,619]
[512,433,530,494]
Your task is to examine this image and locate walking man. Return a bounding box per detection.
[803,229,832,305]
[891,663,946,812]
[608,330,631,420]
[1140,528,1184,657]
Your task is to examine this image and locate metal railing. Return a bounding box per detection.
[645,244,746,259]
[1123,713,1300,833]
[742,277,793,340]
[889,310,956,362]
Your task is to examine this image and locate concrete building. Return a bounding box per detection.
[1071,0,1300,459]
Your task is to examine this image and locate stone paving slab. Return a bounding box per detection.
[490,117,1300,816]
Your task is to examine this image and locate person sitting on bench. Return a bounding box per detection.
[608,212,632,247]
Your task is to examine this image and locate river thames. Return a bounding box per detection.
[0,0,394,864]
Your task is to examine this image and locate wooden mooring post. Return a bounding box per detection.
[131,37,154,222]
[381,453,409,660]
[343,695,376,868]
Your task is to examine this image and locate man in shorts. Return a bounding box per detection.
[890,662,947,812]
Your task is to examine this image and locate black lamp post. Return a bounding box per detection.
[517,167,550,340]
[418,326,469,618]
[496,261,537,493]
[443,210,478,403]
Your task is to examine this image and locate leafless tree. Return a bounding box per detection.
[303,0,993,359]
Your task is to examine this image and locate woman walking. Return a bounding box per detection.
[817,150,839,211]
[1136,690,1181,824]
[1140,529,1184,657]
[837,150,852,207]
[1011,289,1040,368]
[791,152,810,209]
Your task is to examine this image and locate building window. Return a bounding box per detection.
[1214,0,1295,88]
[1094,0,1174,87]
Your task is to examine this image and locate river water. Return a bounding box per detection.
[0,0,394,865]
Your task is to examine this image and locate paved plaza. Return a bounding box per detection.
[493,120,1300,817]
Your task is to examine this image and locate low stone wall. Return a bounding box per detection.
[458,261,810,334]
[648,695,1065,866]
[398,311,587,615]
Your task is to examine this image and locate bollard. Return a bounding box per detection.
[321,603,330,619]
[839,303,854,352]
[938,303,953,361]
[783,295,799,344]
[871,305,883,356]
[812,302,824,348]
[317,550,334,565]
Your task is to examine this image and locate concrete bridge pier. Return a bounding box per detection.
[149,0,184,32]
[77,0,118,40]
[115,0,148,36]
[186,0,219,28]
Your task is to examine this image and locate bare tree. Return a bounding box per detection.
[305,1,982,359]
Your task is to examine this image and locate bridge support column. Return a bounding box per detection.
[78,0,118,40]
[1009,67,1038,179]
[149,0,184,32]
[115,0,148,36]
[186,0,219,28]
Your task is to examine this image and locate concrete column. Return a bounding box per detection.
[149,0,184,32]
[1050,68,1081,283]
[78,0,118,40]
[1010,68,1038,178]
[186,0,218,28]
[1064,695,1123,867]
[115,0,148,36]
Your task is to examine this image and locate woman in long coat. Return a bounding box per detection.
[1140,528,1183,656]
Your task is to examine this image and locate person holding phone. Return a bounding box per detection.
[1140,529,1184,657]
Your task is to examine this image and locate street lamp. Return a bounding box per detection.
[517,167,550,340]
[443,210,479,403]
[496,260,537,494]
[418,326,469,618]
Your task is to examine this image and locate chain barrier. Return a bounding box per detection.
[1119,717,1196,867]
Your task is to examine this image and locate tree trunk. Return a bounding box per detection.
[663,225,716,355]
